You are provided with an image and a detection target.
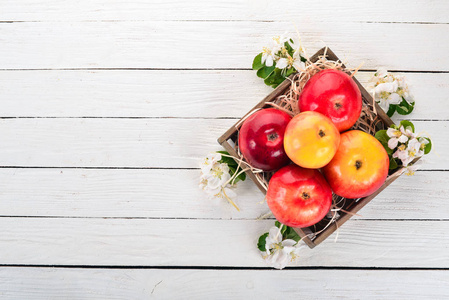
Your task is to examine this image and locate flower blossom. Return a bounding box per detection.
[262,226,304,269]
[199,153,239,210]
[261,47,275,67]
[392,138,424,166]
[404,160,423,176]
[275,38,305,72]
[370,68,413,112]
[386,127,409,149]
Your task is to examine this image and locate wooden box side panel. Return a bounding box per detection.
[218,47,398,249]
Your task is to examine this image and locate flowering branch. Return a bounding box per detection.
[257,221,304,269]
[375,120,432,173]
[252,33,306,88]
[199,151,246,211]
[369,68,415,117]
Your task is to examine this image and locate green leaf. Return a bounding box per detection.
[285,67,296,77]
[228,165,246,184]
[257,65,276,79]
[375,130,388,144]
[396,98,415,115]
[423,137,432,154]
[389,157,399,170]
[374,130,393,154]
[399,120,415,132]
[252,53,264,70]
[217,151,246,183]
[386,104,396,117]
[264,69,286,88]
[257,232,269,251]
[284,41,294,54]
[283,226,301,243]
[217,151,238,167]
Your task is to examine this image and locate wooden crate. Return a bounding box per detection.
[218,47,406,249]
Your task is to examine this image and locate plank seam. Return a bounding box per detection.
[0,68,447,73]
[0,216,445,221]
[0,264,447,271]
[0,20,448,25]
[0,166,443,171]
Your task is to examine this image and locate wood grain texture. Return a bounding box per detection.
[0,118,443,168]
[1,0,448,23]
[1,70,446,119]
[0,169,445,219]
[0,218,447,267]
[0,0,446,297]
[0,21,447,70]
[0,267,447,299]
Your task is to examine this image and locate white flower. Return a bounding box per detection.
[375,68,389,78]
[289,39,305,58]
[276,55,305,72]
[271,32,289,50]
[417,134,430,151]
[370,69,414,112]
[200,152,222,174]
[276,57,288,69]
[404,160,423,176]
[393,138,424,166]
[261,47,275,67]
[293,59,306,72]
[263,226,303,269]
[400,126,415,138]
[200,162,231,196]
[262,33,289,67]
[395,75,414,104]
[374,81,401,111]
[199,153,240,211]
[387,127,409,149]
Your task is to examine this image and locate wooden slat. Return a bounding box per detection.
[0,267,447,299]
[1,70,445,119]
[0,21,447,70]
[1,0,448,23]
[0,168,446,219]
[0,218,447,267]
[0,119,443,168]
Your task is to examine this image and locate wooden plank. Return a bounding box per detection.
[1,0,448,23]
[0,21,447,70]
[0,218,447,267]
[0,118,443,168]
[1,70,445,119]
[0,267,447,299]
[0,169,445,220]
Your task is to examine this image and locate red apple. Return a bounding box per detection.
[323,130,389,198]
[267,165,333,228]
[238,108,291,171]
[298,69,362,132]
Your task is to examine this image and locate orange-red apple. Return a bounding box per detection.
[323,130,389,198]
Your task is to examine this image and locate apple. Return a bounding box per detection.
[323,130,389,198]
[298,69,362,132]
[238,108,291,171]
[284,111,340,169]
[267,165,333,228]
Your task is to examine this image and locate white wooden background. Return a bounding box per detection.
[0,0,448,298]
